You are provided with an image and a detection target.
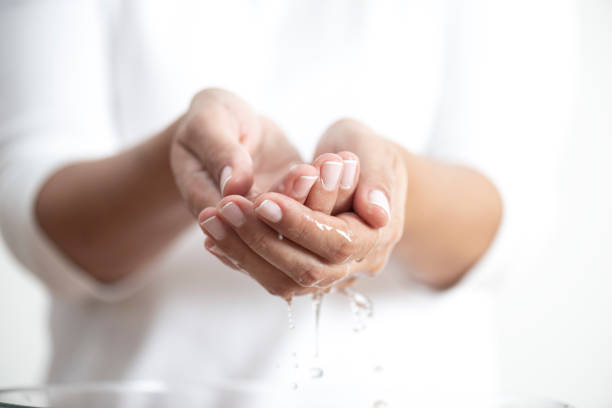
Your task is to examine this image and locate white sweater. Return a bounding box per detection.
[0,0,539,401]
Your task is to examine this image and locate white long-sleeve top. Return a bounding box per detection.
[0,0,567,402]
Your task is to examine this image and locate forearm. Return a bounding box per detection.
[397,151,503,288]
[35,118,193,283]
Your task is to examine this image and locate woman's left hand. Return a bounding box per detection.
[199,119,409,299]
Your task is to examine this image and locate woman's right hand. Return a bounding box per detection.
[170,88,302,216]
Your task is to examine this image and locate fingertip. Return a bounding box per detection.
[337,151,359,191]
[198,207,218,225]
[336,151,358,162]
[204,236,215,250]
[253,192,298,224]
[216,194,253,214]
[198,208,229,241]
[312,152,343,166]
[354,187,390,228]
[220,151,254,196]
[291,165,319,198]
[221,167,254,197]
[271,163,319,199]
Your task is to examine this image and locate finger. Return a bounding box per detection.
[353,169,393,229]
[268,164,319,204]
[182,91,261,197]
[253,193,379,265]
[214,196,349,287]
[333,151,360,214]
[304,153,344,214]
[198,207,313,299]
[204,239,242,271]
[170,142,220,216]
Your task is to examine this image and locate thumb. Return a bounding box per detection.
[205,134,255,197]
[185,90,262,197]
[353,170,392,229]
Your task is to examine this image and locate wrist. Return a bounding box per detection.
[398,148,421,235]
[139,116,186,208]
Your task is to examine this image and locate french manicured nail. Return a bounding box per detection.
[321,161,343,191]
[219,165,232,195]
[255,200,283,223]
[220,201,245,227]
[293,176,318,197]
[200,216,227,240]
[208,244,227,258]
[340,160,357,189]
[368,190,390,220]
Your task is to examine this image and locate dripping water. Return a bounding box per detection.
[310,292,324,379]
[342,288,373,333]
[286,299,295,330]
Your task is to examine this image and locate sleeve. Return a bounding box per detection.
[427,0,571,288]
[0,0,129,301]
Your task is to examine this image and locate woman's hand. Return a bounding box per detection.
[198,119,407,299]
[170,88,301,216]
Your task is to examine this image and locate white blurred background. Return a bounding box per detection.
[0,0,610,407]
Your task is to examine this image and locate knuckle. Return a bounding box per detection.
[247,230,269,254]
[328,238,356,264]
[287,215,310,244]
[297,263,326,287]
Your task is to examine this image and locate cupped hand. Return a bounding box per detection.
[170,88,301,216]
[200,118,408,299]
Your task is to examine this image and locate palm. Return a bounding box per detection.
[248,118,302,198]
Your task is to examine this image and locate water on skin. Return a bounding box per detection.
[303,214,353,243]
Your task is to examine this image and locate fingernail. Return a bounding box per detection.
[293,176,318,197]
[255,200,283,223]
[200,216,227,240]
[368,190,390,220]
[340,160,357,189]
[208,244,227,258]
[220,201,245,227]
[321,161,343,191]
[220,165,232,195]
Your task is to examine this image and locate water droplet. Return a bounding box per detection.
[342,288,373,333]
[310,367,324,379]
[290,351,299,390]
[373,400,388,408]
[278,233,284,240]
